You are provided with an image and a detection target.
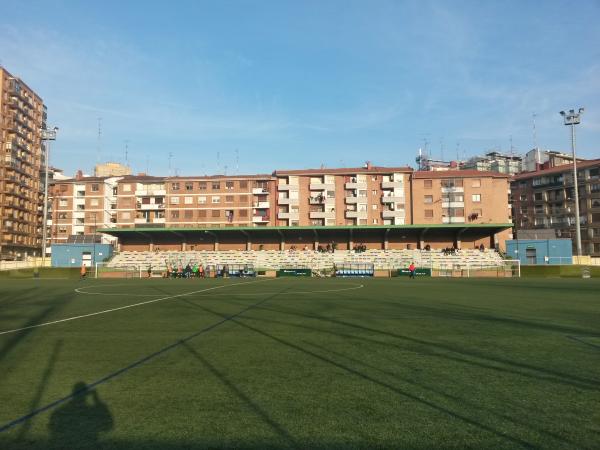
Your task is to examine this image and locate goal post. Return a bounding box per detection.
[95,263,141,279]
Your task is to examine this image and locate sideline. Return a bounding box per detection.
[0,278,277,336]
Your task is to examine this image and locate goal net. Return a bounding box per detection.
[94,263,141,279]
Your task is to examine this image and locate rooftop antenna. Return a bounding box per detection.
[532,112,538,150]
[145,155,149,174]
[224,164,228,175]
[168,152,173,176]
[235,149,239,174]
[456,141,460,161]
[440,137,445,162]
[510,135,514,156]
[124,139,129,164]
[97,117,102,164]
[217,151,220,173]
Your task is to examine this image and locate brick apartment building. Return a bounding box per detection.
[511,159,600,256]
[0,67,46,259]
[50,165,512,252]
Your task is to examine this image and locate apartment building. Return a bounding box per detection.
[114,174,275,228]
[0,67,46,259]
[49,175,120,246]
[274,165,412,227]
[511,159,600,256]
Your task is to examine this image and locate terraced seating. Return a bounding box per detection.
[108,248,505,272]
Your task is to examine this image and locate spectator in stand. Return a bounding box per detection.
[177,264,183,278]
[199,264,205,278]
[479,243,485,252]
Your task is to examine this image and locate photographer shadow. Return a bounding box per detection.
[49,382,113,447]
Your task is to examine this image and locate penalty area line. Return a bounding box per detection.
[0,278,277,336]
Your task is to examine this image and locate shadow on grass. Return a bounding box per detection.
[239,299,600,392]
[182,342,298,449]
[179,299,536,448]
[48,382,113,447]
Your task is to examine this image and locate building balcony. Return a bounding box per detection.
[277,184,299,191]
[135,218,150,224]
[382,210,405,218]
[381,181,403,189]
[139,203,165,210]
[253,201,270,208]
[345,210,368,219]
[381,195,404,203]
[73,211,85,219]
[441,186,464,193]
[345,181,367,189]
[442,217,466,223]
[252,188,269,195]
[309,196,335,205]
[278,197,298,205]
[441,201,464,208]
[309,182,335,190]
[252,215,270,223]
[345,196,359,204]
[309,211,335,219]
[135,189,166,197]
[278,212,299,221]
[153,218,166,224]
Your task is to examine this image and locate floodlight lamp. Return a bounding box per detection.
[560,111,565,116]
[569,109,575,114]
[579,108,585,114]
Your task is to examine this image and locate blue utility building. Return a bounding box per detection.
[51,243,113,268]
[506,239,572,265]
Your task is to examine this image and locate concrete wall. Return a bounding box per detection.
[506,239,573,265]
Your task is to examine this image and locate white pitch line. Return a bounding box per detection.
[75,283,364,297]
[0,278,276,336]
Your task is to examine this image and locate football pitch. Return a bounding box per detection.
[0,277,599,449]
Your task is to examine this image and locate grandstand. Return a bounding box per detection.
[107,248,506,273]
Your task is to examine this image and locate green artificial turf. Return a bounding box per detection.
[0,277,599,449]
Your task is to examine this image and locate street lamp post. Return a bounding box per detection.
[40,127,58,266]
[559,109,584,257]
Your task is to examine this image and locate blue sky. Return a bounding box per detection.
[1,0,599,176]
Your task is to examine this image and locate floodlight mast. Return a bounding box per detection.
[40,127,58,266]
[559,108,584,257]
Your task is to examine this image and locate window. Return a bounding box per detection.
[239,195,248,203]
[240,180,248,189]
[371,176,378,181]
[212,196,220,204]
[198,210,206,218]
[185,182,194,191]
[534,192,543,201]
[59,199,68,207]
[90,198,99,206]
[184,210,193,219]
[424,195,433,204]
[199,182,207,190]
[59,184,68,192]
[91,184,99,192]
[123,184,131,192]
[122,212,131,220]
[170,197,180,204]
[58,226,67,234]
[211,210,220,218]
[198,196,207,204]
[58,212,67,219]
[358,190,367,198]
[424,209,433,218]
[472,179,481,188]
[372,204,377,210]
[171,211,179,219]
[473,208,483,217]
[372,218,379,224]
[424,180,432,188]
[184,196,193,204]
[212,182,220,190]
[171,182,180,191]
[520,194,527,201]
[225,195,234,203]
[372,190,377,196]
[226,181,235,190]
[472,194,481,202]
